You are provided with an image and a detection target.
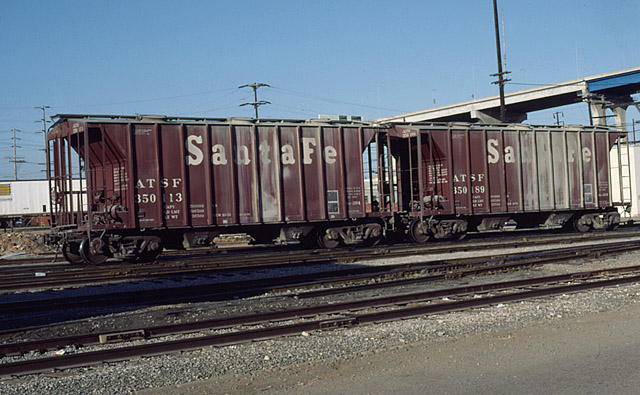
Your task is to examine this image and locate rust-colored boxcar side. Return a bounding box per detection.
[49,117,379,236]
[389,123,622,232]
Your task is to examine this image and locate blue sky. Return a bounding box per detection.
[1,0,639,179]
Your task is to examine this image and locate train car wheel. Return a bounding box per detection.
[409,220,430,243]
[79,236,109,265]
[317,229,340,249]
[573,216,591,233]
[62,242,84,264]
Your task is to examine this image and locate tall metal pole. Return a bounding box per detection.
[9,128,24,180]
[491,0,509,123]
[13,128,17,180]
[35,105,51,179]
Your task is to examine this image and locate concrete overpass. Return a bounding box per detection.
[376,66,640,130]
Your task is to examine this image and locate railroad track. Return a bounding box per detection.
[1,239,640,377]
[2,237,640,321]
[1,228,639,292]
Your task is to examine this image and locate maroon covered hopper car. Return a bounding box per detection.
[46,115,626,264]
[387,123,625,242]
[47,115,388,264]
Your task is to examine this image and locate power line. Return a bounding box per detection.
[270,86,404,112]
[55,87,238,108]
[239,83,271,118]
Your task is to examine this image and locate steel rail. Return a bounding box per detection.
[2,264,640,378]
[1,228,638,291]
[2,238,639,320]
[4,262,640,356]
[0,231,638,278]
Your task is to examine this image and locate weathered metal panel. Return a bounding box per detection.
[301,126,324,219]
[132,124,162,228]
[595,131,611,206]
[503,130,522,212]
[257,125,282,223]
[550,131,569,209]
[566,131,583,209]
[520,129,538,211]
[486,129,507,212]
[451,128,471,214]
[343,127,365,217]
[159,124,188,227]
[322,127,346,219]
[535,131,554,210]
[207,124,235,225]
[428,129,453,214]
[581,131,597,208]
[235,125,259,224]
[469,129,490,213]
[279,126,304,221]
[184,124,210,226]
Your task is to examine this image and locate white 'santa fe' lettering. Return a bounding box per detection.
[185,135,339,167]
[487,139,500,164]
[504,145,515,163]
[281,145,295,164]
[212,144,227,165]
[235,145,250,165]
[186,135,204,166]
[487,139,516,164]
[302,137,316,164]
[323,145,337,164]
[259,140,272,165]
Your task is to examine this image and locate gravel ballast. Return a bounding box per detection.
[2,247,640,394]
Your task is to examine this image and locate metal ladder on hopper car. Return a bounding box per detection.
[615,133,633,218]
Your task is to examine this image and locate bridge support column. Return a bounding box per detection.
[588,95,630,130]
[589,101,608,126]
[611,105,628,131]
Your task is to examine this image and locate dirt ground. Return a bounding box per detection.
[0,230,53,255]
[144,303,640,395]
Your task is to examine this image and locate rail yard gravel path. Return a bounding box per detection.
[2,248,640,394]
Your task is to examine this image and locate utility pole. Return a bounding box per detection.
[491,0,510,122]
[5,128,25,180]
[239,83,270,118]
[34,105,51,178]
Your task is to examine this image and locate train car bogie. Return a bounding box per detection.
[78,236,109,265]
[572,211,621,233]
[317,228,341,249]
[408,219,430,243]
